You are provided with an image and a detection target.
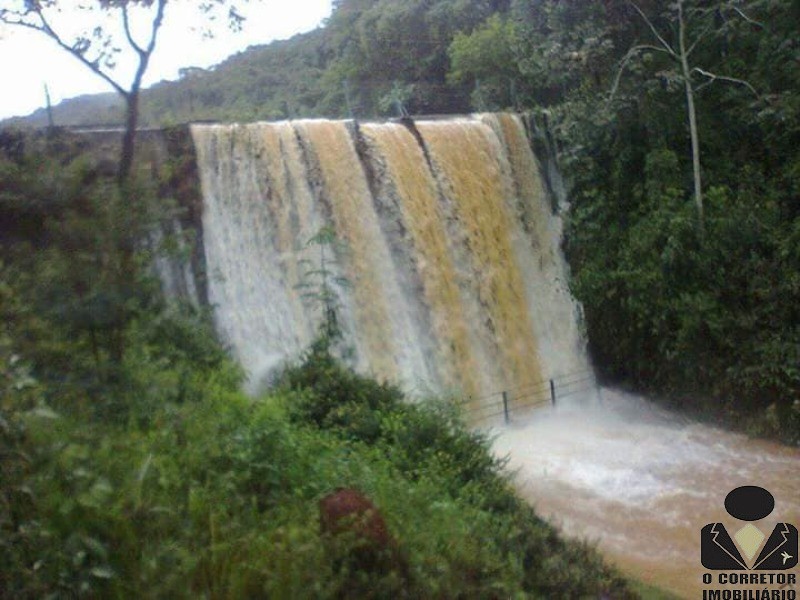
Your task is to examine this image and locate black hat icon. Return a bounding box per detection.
[725,486,774,521]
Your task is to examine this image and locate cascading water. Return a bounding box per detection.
[192,121,321,385]
[186,114,799,599]
[191,113,588,399]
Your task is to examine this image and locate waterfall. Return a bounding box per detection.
[190,113,589,399]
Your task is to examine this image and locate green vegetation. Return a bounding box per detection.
[296,226,351,351]
[2,0,797,591]
[8,2,797,445]
[0,345,636,598]
[6,0,506,127]
[519,1,800,442]
[628,580,683,600]
[1,134,634,598]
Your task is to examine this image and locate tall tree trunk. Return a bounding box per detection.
[113,88,141,362]
[678,0,704,239]
[118,90,139,184]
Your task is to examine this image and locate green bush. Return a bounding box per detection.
[1,338,637,598]
[277,348,635,598]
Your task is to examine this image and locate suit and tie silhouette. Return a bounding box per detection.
[701,522,798,570]
[701,485,798,571]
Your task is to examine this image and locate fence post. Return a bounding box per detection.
[549,379,556,406]
[502,391,509,424]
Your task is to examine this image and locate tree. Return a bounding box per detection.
[448,14,519,110]
[0,1,245,370]
[296,226,351,351]
[610,0,760,237]
[0,0,244,183]
[377,80,414,117]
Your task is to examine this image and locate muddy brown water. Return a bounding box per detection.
[489,389,800,599]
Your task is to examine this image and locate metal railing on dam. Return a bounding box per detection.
[459,367,601,424]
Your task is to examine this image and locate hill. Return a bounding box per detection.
[5,92,123,129]
[4,0,501,128]
[3,29,329,128]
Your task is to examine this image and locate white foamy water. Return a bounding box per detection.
[191,114,589,399]
[491,389,800,598]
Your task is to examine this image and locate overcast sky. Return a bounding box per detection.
[0,0,333,120]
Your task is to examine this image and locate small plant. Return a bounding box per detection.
[378,81,415,117]
[295,225,351,353]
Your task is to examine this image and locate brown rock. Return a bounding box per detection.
[319,487,392,553]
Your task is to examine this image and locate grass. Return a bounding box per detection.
[629,579,685,600]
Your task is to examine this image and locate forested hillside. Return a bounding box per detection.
[5,0,799,437]
[502,0,800,439]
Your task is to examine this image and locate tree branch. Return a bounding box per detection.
[126,0,168,95]
[144,0,168,56]
[121,4,146,56]
[16,8,128,97]
[608,44,673,102]
[727,5,765,28]
[692,67,760,97]
[626,0,677,57]
[0,13,45,34]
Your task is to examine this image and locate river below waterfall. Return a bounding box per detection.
[490,389,800,599]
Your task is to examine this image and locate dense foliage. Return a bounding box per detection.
[511,0,800,441]
[1,350,636,598]
[50,0,792,441]
[0,136,637,598]
[8,0,513,126]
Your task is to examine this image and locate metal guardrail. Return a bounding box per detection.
[458,368,600,424]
